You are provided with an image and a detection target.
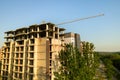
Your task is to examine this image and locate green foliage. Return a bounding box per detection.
[54,42,99,80]
[101,58,114,80]
[99,53,120,80]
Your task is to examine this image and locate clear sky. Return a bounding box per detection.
[0,0,120,52]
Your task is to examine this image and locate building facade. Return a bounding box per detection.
[1,23,65,80]
[1,23,81,80]
[64,32,81,52]
[0,47,3,61]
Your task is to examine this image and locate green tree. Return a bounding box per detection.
[54,42,99,80]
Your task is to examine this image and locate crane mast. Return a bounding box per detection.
[57,14,104,25]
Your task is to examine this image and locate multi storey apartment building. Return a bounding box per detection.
[64,32,81,52]
[1,22,81,80]
[1,23,65,80]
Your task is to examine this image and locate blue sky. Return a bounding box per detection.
[0,0,120,51]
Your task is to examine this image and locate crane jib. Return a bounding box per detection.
[57,14,104,25]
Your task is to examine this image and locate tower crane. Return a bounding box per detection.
[56,14,104,25]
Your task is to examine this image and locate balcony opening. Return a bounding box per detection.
[19,67,22,72]
[30,46,34,51]
[2,77,7,80]
[20,53,23,58]
[19,73,22,79]
[20,47,24,51]
[49,38,52,43]
[16,47,19,51]
[34,33,37,38]
[50,60,52,66]
[39,31,46,37]
[49,32,53,37]
[20,60,23,64]
[15,66,18,71]
[14,73,17,78]
[18,41,24,45]
[6,43,10,46]
[15,60,18,64]
[39,25,46,30]
[29,75,33,80]
[30,53,34,58]
[16,53,19,58]
[29,60,34,65]
[50,52,52,59]
[30,39,35,44]
[6,66,8,70]
[55,34,58,39]
[50,45,52,52]
[3,65,5,69]
[29,67,33,73]
[3,71,5,75]
[7,54,9,58]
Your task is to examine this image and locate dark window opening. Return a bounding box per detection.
[3,65,5,69]
[20,47,24,51]
[20,67,22,72]
[4,59,6,63]
[18,41,24,45]
[15,60,18,64]
[55,34,58,39]
[50,45,52,51]
[30,46,34,51]
[19,73,22,79]
[30,39,35,44]
[15,73,17,78]
[29,67,33,73]
[6,66,8,70]
[7,54,9,58]
[16,47,19,51]
[16,53,19,58]
[39,25,46,30]
[50,60,52,66]
[50,52,52,59]
[6,43,10,46]
[49,32,53,37]
[39,31,46,37]
[29,60,34,65]
[20,60,23,64]
[29,75,33,80]
[30,53,34,58]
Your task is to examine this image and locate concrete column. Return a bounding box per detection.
[53,26,55,38]
[37,27,39,32]
[57,28,59,39]
[23,40,29,80]
[37,33,39,38]
[46,25,48,37]
[46,24,49,30]
[32,34,34,38]
[8,41,15,80]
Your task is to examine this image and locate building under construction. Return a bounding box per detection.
[1,22,81,80]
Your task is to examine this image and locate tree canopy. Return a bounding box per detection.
[54,42,99,80]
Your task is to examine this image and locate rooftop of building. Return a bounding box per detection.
[5,22,65,34]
